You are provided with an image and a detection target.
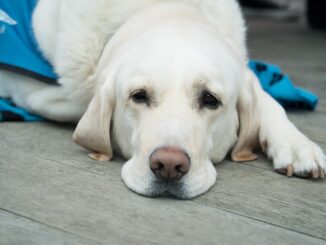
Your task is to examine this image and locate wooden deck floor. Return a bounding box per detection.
[1,17,326,245]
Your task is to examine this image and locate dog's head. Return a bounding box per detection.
[73,3,258,199]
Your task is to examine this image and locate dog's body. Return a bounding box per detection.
[0,0,325,198]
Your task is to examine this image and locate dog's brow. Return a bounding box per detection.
[193,76,220,94]
[191,75,209,91]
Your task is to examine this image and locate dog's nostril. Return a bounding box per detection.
[158,162,164,170]
[149,146,190,181]
[175,164,184,173]
[176,162,191,173]
[150,161,164,170]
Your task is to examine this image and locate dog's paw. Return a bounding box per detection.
[261,127,325,179]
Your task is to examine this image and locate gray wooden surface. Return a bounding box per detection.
[1,18,326,245]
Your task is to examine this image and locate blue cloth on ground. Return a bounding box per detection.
[0,0,58,83]
[0,1,319,121]
[0,98,42,122]
[249,61,318,110]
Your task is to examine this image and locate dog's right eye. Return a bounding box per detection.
[199,90,221,110]
[131,89,149,104]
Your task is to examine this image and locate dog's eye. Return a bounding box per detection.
[199,90,221,110]
[131,89,149,104]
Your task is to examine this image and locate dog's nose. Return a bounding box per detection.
[149,146,190,181]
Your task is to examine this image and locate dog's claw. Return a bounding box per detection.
[286,164,294,177]
[261,140,267,153]
[319,167,325,178]
[275,164,326,179]
[275,168,287,175]
[311,169,319,179]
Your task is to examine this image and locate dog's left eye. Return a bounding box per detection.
[199,90,221,110]
[131,89,150,104]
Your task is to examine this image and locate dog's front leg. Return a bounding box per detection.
[252,72,326,178]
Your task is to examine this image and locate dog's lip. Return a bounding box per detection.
[147,179,191,199]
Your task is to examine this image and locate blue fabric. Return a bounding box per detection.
[0,0,58,82]
[0,98,43,121]
[249,60,318,110]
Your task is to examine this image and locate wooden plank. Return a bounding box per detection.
[0,122,119,177]
[288,111,326,139]
[248,17,326,115]
[0,210,99,245]
[248,19,326,75]
[1,120,326,241]
[0,149,325,245]
[195,160,326,240]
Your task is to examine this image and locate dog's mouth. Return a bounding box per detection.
[144,179,191,200]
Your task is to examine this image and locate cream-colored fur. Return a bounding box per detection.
[0,0,324,199]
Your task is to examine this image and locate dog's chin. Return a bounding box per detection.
[122,172,192,199]
[123,177,213,200]
[144,179,192,200]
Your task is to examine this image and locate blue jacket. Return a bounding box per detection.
[0,0,57,84]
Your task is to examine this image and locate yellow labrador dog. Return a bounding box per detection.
[0,0,325,199]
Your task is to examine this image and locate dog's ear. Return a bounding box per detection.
[231,68,260,162]
[73,83,114,161]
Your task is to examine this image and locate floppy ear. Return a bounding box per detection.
[231,69,260,162]
[73,85,114,161]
